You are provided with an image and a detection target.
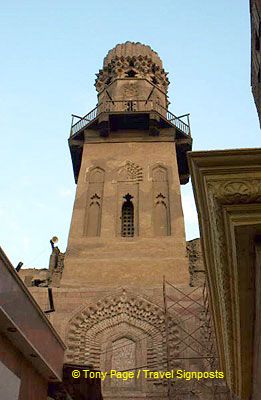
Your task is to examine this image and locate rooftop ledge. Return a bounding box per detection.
[0,246,65,382]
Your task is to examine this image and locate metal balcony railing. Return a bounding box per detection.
[71,107,98,136]
[70,100,190,137]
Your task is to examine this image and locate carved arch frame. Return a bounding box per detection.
[65,291,166,364]
[189,149,261,399]
[65,289,186,397]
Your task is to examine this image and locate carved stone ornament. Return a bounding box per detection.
[188,148,261,400]
[95,42,169,93]
[208,179,261,204]
[65,289,180,371]
[123,83,138,98]
[117,161,143,182]
[206,178,261,387]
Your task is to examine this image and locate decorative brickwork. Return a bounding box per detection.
[65,289,177,368]
[117,161,143,182]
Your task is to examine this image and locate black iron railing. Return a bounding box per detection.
[71,107,98,136]
[70,100,190,137]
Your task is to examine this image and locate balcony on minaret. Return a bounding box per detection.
[70,98,191,138]
[70,41,191,139]
[68,42,192,185]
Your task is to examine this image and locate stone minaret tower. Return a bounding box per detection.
[63,42,191,287]
[59,42,192,400]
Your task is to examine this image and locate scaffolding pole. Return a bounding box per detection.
[162,276,232,399]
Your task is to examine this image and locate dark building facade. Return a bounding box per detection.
[250,0,261,125]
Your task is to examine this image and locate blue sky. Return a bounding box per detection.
[0,0,260,269]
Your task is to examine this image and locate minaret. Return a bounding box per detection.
[62,42,192,289]
[59,42,192,399]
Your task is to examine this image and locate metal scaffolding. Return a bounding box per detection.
[163,276,232,399]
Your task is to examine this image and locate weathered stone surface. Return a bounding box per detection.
[250,0,261,126]
[19,268,50,287]
[189,148,261,400]
[20,238,205,290]
[19,43,225,400]
[19,245,65,288]
[96,41,169,94]
[186,238,205,286]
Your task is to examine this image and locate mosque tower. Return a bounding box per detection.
[55,42,192,400]
[62,42,191,287]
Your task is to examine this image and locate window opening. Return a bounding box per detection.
[121,194,134,237]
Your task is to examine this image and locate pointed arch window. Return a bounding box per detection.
[121,194,134,237]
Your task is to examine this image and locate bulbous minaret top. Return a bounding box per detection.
[104,42,163,68]
[69,42,192,185]
[95,42,170,109]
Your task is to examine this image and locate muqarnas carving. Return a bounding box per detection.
[118,161,143,182]
[95,55,169,93]
[84,167,105,236]
[152,165,171,236]
[65,290,179,370]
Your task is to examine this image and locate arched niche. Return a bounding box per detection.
[84,167,105,237]
[151,165,171,236]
